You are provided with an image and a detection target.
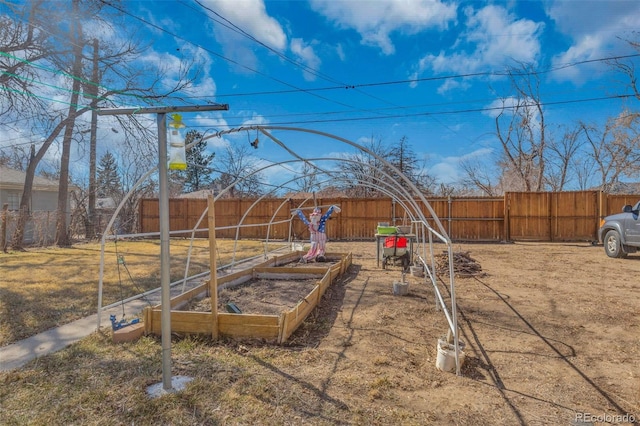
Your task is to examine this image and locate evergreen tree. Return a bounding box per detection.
[388,136,435,194]
[96,151,121,198]
[183,130,214,193]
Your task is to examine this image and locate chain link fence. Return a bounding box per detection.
[0,207,138,249]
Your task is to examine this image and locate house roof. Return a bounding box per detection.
[591,181,640,195]
[0,166,66,191]
[282,188,349,199]
[178,189,216,199]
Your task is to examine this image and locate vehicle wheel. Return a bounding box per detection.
[604,230,628,258]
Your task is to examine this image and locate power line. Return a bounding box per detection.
[186,0,339,85]
[177,53,640,99]
[8,1,639,117]
[98,0,372,114]
[5,1,639,133]
[0,51,152,110]
[187,0,401,110]
[191,93,637,128]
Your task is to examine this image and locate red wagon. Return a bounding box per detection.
[382,235,410,270]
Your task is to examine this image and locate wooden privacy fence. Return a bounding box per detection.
[138,191,640,242]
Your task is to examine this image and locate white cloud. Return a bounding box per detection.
[138,50,184,92]
[201,0,287,50]
[462,5,542,66]
[197,0,287,73]
[136,44,218,99]
[545,0,640,83]
[335,44,346,61]
[200,0,324,81]
[483,95,541,137]
[411,4,543,92]
[429,161,460,183]
[290,38,322,81]
[429,147,493,183]
[310,0,457,55]
[484,96,515,118]
[241,113,269,127]
[436,78,470,95]
[192,114,230,149]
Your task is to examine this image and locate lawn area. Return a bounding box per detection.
[1,241,638,425]
[0,238,284,346]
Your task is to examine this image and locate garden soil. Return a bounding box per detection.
[283,241,639,425]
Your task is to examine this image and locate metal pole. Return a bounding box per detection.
[157,112,172,391]
[88,39,99,239]
[96,104,228,393]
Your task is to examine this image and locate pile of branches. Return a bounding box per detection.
[435,250,485,278]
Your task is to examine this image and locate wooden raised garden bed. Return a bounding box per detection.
[143,251,352,343]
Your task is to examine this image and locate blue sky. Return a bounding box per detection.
[4,0,640,191]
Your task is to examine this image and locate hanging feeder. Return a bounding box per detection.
[168,113,187,170]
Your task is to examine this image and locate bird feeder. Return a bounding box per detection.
[168,113,187,170]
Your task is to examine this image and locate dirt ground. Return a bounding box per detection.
[187,277,319,315]
[2,240,639,425]
[281,240,640,425]
[185,257,344,316]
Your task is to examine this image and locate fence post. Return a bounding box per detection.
[1,204,8,253]
[503,193,510,242]
[549,192,554,243]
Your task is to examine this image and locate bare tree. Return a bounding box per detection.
[336,136,390,197]
[294,161,321,193]
[544,125,585,191]
[212,144,265,198]
[494,62,547,192]
[116,143,157,234]
[0,0,61,117]
[460,157,501,196]
[387,136,435,194]
[582,109,640,192]
[0,144,34,171]
[54,0,84,246]
[610,37,640,102]
[4,0,199,248]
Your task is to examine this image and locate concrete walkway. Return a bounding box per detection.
[0,250,288,372]
[0,278,203,372]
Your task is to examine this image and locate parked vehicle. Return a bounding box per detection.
[598,201,640,258]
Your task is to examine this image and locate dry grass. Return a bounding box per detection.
[0,239,283,346]
[0,258,409,426]
[2,241,638,425]
[0,333,351,425]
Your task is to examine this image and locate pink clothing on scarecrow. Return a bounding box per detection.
[296,205,340,262]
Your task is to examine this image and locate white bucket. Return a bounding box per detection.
[435,338,465,372]
[410,265,424,277]
[291,242,304,252]
[392,280,409,296]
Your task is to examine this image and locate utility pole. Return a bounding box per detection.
[98,103,229,393]
[88,38,99,238]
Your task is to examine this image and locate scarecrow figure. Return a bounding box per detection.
[296,205,341,262]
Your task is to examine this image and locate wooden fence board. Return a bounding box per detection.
[139,192,640,243]
[604,195,640,216]
[550,191,599,241]
[507,192,551,241]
